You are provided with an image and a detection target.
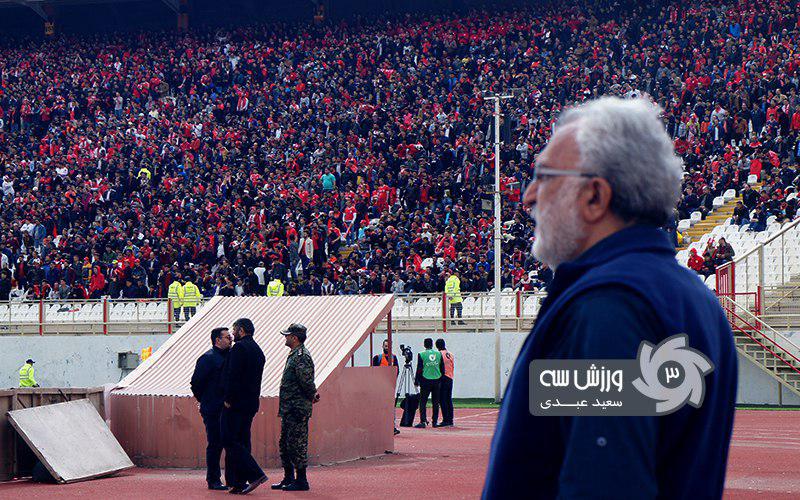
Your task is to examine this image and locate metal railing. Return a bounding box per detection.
[716,218,800,329]
[0,298,211,335]
[384,290,545,333]
[0,291,544,335]
[718,295,800,376]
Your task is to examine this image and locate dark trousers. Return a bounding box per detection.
[221,409,264,488]
[202,412,224,485]
[450,302,463,319]
[440,376,454,424]
[184,306,196,321]
[418,377,441,424]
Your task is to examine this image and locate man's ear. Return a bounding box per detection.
[579,178,613,224]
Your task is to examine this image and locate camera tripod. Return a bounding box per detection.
[394,362,417,432]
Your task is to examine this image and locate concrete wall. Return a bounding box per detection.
[0,335,170,389]
[351,332,528,398]
[736,352,800,405]
[2,333,799,405]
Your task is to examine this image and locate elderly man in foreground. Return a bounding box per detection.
[483,97,737,499]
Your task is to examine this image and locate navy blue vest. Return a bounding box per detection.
[484,226,737,499]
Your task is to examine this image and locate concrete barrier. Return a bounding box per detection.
[1,333,798,405]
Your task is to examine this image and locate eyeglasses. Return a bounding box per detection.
[530,166,600,184]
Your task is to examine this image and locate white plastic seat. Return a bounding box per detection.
[427,298,442,317]
[748,174,758,184]
[410,298,428,317]
[723,189,736,201]
[690,212,703,225]
[460,296,476,317]
[712,196,724,209]
[678,219,691,231]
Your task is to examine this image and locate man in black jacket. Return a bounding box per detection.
[221,317,268,495]
[190,327,233,491]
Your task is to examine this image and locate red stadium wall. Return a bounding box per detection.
[109,366,396,468]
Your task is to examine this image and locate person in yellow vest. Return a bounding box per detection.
[19,359,39,387]
[138,166,152,182]
[168,275,185,322]
[267,276,285,297]
[445,269,464,325]
[436,339,455,427]
[183,278,201,321]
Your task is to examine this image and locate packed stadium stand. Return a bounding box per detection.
[0,0,798,309]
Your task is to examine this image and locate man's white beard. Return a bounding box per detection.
[531,184,585,270]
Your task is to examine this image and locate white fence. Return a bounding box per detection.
[0,291,545,335]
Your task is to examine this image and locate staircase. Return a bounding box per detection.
[760,285,800,331]
[723,297,800,398]
[678,194,744,251]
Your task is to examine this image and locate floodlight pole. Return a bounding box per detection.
[484,91,515,403]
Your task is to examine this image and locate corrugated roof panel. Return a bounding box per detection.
[114,295,394,397]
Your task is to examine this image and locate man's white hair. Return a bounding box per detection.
[556,96,683,226]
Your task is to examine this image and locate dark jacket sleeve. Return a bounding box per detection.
[223,343,242,406]
[553,286,662,499]
[415,353,423,385]
[371,355,380,367]
[190,354,209,402]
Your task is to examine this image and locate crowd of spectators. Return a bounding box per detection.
[1,0,800,301]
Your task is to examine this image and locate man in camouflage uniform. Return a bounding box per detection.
[272,323,319,491]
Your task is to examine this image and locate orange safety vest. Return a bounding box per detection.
[441,350,455,379]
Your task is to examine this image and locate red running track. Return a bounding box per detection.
[0,409,797,498]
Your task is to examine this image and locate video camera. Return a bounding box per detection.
[399,344,413,366]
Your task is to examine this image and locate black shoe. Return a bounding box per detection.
[414,422,427,428]
[272,466,295,490]
[283,480,310,491]
[393,428,400,435]
[241,475,268,494]
[208,483,228,491]
[432,422,440,428]
[228,486,245,495]
[439,422,453,427]
[283,467,310,491]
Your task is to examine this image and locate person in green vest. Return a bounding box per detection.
[168,275,185,322]
[413,338,444,428]
[267,276,285,297]
[445,269,464,325]
[183,278,201,320]
[19,359,39,387]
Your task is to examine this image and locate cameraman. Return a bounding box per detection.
[414,338,444,428]
[372,339,401,435]
[371,339,399,371]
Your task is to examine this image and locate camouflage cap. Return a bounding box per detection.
[281,323,307,342]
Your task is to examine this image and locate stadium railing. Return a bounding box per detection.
[716,218,800,330]
[0,291,545,335]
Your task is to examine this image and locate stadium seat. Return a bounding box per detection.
[723,189,736,202]
[690,212,702,225]
[678,219,691,232]
[748,174,758,184]
[712,197,724,209]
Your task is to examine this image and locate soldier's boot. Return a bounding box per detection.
[282,468,309,491]
[271,466,294,490]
